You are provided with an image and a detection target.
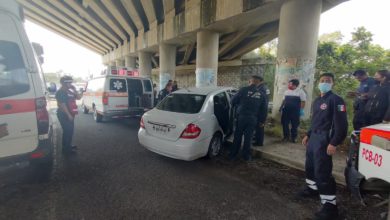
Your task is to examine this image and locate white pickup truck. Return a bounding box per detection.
[345,123,390,217]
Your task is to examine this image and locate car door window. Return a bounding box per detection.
[110,78,127,92]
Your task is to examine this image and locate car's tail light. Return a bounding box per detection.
[140,116,145,129]
[180,124,201,139]
[35,97,49,135]
[102,92,109,105]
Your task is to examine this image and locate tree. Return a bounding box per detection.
[319,31,344,44]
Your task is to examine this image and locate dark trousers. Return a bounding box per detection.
[281,110,300,140]
[305,132,337,205]
[254,126,264,145]
[57,111,74,152]
[230,115,257,160]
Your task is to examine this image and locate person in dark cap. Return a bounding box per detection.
[56,76,82,155]
[348,69,376,130]
[230,75,268,161]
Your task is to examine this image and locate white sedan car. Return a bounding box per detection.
[138,87,237,161]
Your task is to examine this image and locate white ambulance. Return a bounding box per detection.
[0,0,54,177]
[82,66,154,122]
[345,123,390,211]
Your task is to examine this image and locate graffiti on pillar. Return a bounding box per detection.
[196,68,215,87]
[160,73,171,90]
[275,57,315,94]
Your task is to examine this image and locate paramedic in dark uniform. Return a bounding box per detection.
[349,69,376,130]
[56,76,82,154]
[230,76,268,161]
[299,73,348,220]
[280,79,306,143]
[253,82,269,146]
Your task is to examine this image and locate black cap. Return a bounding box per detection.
[60,75,73,84]
[251,75,263,81]
[353,69,366,76]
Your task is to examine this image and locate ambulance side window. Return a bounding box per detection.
[110,78,127,92]
[0,41,29,98]
[143,80,152,92]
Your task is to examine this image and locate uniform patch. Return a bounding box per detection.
[337,105,346,112]
[0,123,9,139]
[320,103,327,110]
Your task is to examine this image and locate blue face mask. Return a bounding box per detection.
[318,83,332,93]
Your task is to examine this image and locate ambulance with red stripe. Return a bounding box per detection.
[345,123,390,203]
[82,66,154,122]
[0,0,53,175]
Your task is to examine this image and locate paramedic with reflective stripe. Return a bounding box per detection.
[280,79,306,143]
[56,76,82,154]
[300,73,348,220]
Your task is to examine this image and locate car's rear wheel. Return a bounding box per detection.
[93,108,103,122]
[207,133,222,158]
[82,104,89,114]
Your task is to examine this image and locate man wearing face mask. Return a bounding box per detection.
[298,73,348,220]
[56,76,82,155]
[364,69,390,125]
[280,79,306,143]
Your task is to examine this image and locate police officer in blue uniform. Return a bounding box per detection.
[253,81,269,146]
[230,76,268,161]
[349,70,376,130]
[299,73,348,220]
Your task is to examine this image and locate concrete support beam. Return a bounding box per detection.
[125,56,137,69]
[141,0,157,24]
[63,0,121,46]
[101,0,136,37]
[272,0,322,119]
[83,0,127,41]
[181,43,195,65]
[47,0,117,48]
[159,43,177,90]
[121,0,144,30]
[196,30,219,87]
[139,51,152,78]
[25,11,104,54]
[116,59,125,67]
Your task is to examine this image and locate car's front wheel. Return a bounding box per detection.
[207,133,222,158]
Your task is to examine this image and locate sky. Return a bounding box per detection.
[24,0,390,79]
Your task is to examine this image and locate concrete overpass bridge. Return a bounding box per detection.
[17,0,347,116]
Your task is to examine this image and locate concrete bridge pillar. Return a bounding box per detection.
[196,30,219,87]
[159,43,176,90]
[125,56,136,69]
[139,51,152,78]
[115,59,125,67]
[271,0,322,119]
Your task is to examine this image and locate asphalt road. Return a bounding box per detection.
[0,109,387,220]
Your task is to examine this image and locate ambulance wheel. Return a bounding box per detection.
[207,133,222,158]
[82,105,89,114]
[93,108,103,122]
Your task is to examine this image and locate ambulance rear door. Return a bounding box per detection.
[107,77,128,112]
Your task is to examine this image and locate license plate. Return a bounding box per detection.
[153,125,169,133]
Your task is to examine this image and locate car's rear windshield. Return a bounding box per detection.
[156,94,206,114]
[0,41,29,98]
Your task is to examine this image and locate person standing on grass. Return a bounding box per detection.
[298,73,348,220]
[280,79,306,143]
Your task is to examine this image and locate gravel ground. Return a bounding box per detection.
[0,111,387,220]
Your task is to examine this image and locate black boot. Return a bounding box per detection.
[296,186,319,199]
[315,203,339,220]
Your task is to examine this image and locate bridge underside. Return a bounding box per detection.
[18,0,345,68]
